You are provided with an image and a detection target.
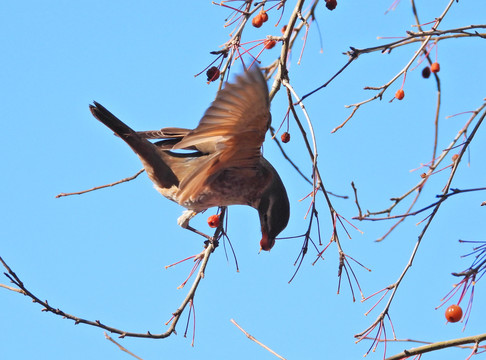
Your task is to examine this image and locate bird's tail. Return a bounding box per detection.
[89,101,179,188]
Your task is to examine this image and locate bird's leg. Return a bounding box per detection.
[177,209,197,228]
[177,210,212,240]
[186,226,212,240]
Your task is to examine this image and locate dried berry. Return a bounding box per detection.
[452,154,459,162]
[207,214,220,228]
[260,10,268,23]
[281,132,290,143]
[206,67,220,82]
[281,25,287,34]
[431,62,440,73]
[445,304,463,323]
[260,233,274,251]
[264,39,277,49]
[252,14,264,28]
[420,173,427,179]
[395,89,405,100]
[326,0,337,10]
[422,66,431,79]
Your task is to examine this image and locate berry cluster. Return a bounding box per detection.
[422,62,440,78]
[252,10,269,28]
[395,61,442,101]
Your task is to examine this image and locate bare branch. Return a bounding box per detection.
[356,104,486,341]
[0,237,217,339]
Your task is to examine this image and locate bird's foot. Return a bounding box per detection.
[192,239,219,261]
[203,239,219,249]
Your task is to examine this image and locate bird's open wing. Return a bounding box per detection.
[173,68,270,153]
[174,68,271,203]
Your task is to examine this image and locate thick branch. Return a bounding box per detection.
[385,333,486,360]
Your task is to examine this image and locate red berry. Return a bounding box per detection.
[452,154,459,162]
[264,39,277,49]
[281,132,290,143]
[206,67,220,82]
[260,10,268,23]
[281,25,287,34]
[326,0,337,10]
[422,66,431,79]
[252,14,263,28]
[431,62,440,73]
[260,235,274,251]
[207,214,220,228]
[395,89,405,100]
[445,304,463,323]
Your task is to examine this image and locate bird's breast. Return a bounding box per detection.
[207,167,271,206]
[156,166,271,212]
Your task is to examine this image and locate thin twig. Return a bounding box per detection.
[230,319,287,360]
[356,103,486,342]
[358,100,486,220]
[56,169,145,198]
[104,332,144,360]
[351,182,362,219]
[337,0,461,130]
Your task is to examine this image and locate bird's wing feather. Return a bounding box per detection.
[136,128,191,140]
[175,68,271,203]
[173,68,270,153]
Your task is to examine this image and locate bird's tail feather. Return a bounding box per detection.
[89,101,179,188]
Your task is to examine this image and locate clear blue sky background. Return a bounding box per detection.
[1,1,485,359]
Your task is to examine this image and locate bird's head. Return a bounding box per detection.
[257,166,290,251]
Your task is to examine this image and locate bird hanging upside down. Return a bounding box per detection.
[89,68,289,250]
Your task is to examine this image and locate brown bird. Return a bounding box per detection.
[89,68,289,250]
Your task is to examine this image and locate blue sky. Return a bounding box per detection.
[1,1,486,359]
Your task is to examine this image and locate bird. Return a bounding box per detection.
[89,68,289,250]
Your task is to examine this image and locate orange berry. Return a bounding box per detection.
[281,132,290,143]
[326,0,337,10]
[445,304,463,323]
[206,67,220,82]
[207,214,220,228]
[252,14,263,28]
[422,66,431,79]
[452,154,459,162]
[395,89,405,100]
[281,25,287,34]
[420,173,427,179]
[260,235,274,251]
[431,62,440,73]
[260,10,268,23]
[264,39,277,49]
